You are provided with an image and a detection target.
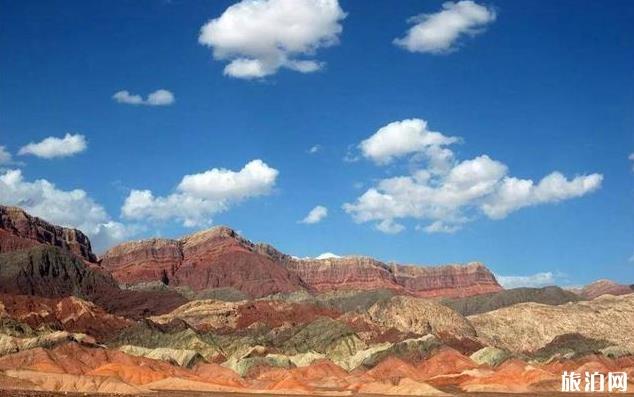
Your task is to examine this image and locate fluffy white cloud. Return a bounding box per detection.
[0,169,134,252]
[122,159,279,227]
[300,205,328,224]
[0,146,13,165]
[481,172,603,219]
[113,89,175,106]
[496,272,556,289]
[394,1,496,54]
[359,119,458,165]
[198,0,345,79]
[344,119,603,234]
[629,153,634,171]
[308,145,321,154]
[18,133,87,159]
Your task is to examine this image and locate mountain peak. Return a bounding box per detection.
[0,205,96,262]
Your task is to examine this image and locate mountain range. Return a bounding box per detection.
[0,204,632,396]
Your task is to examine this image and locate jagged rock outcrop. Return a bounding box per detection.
[103,226,502,299]
[0,206,96,262]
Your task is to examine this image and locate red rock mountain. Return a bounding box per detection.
[100,227,305,298]
[286,257,501,298]
[570,279,634,299]
[0,205,502,300]
[102,226,502,298]
[0,205,96,262]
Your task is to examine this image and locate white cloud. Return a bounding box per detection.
[629,153,634,171]
[198,0,346,79]
[308,145,321,154]
[0,146,13,165]
[375,219,405,234]
[300,205,328,224]
[146,89,175,106]
[394,0,496,54]
[496,272,556,289]
[112,91,143,105]
[0,169,134,252]
[481,172,603,219]
[344,119,603,234]
[18,133,87,159]
[359,119,458,165]
[113,89,175,106]
[122,159,279,227]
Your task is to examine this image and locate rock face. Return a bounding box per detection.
[0,206,96,262]
[103,227,502,299]
[0,245,186,319]
[468,293,634,353]
[0,245,119,299]
[284,257,400,293]
[102,227,305,298]
[570,279,634,299]
[391,262,502,298]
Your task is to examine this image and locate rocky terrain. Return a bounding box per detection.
[0,205,633,396]
[101,226,502,299]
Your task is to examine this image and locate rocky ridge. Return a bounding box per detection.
[0,206,96,262]
[102,226,502,299]
[570,279,634,299]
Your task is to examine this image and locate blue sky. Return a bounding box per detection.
[1,0,633,287]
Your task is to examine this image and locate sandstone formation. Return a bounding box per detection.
[102,227,305,298]
[102,225,502,299]
[0,294,131,341]
[469,293,634,353]
[0,206,96,262]
[570,279,634,299]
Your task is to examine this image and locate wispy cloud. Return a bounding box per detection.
[495,272,557,289]
[300,205,328,224]
[113,89,175,106]
[0,146,14,165]
[394,0,496,54]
